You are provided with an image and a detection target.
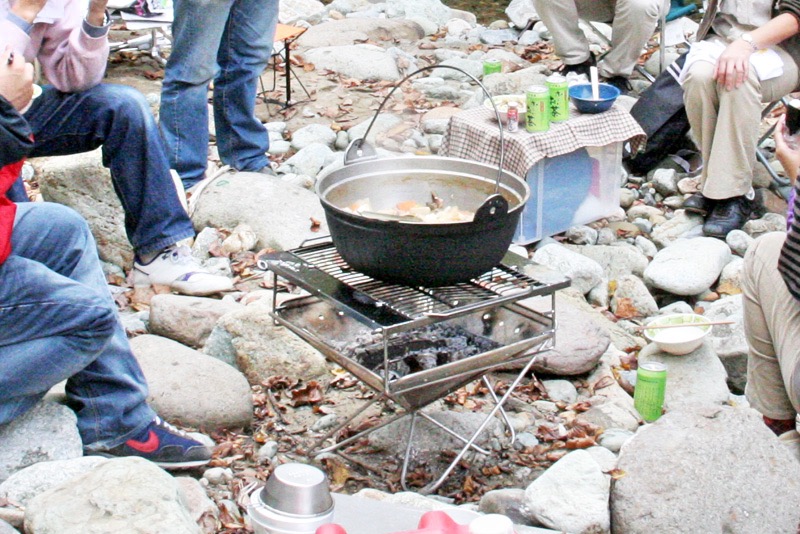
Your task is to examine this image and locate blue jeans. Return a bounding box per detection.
[160,0,278,188]
[0,203,154,449]
[8,84,195,257]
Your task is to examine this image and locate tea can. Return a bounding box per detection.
[546,73,569,122]
[633,361,667,422]
[525,85,550,133]
[506,101,519,132]
[483,58,502,77]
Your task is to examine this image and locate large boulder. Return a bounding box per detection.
[611,406,800,533]
[644,237,731,296]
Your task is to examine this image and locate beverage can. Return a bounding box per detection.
[483,58,502,77]
[525,85,550,133]
[546,73,569,123]
[633,361,667,422]
[506,101,519,132]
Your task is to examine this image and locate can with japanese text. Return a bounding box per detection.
[633,362,667,422]
[483,58,502,77]
[506,101,519,133]
[546,73,569,122]
[525,85,550,133]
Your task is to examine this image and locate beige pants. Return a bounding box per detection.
[533,0,669,77]
[743,232,800,425]
[683,37,800,199]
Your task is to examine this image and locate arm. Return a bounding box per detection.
[0,45,33,171]
[775,114,800,184]
[1,0,110,92]
[715,12,800,91]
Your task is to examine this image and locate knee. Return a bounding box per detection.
[29,203,91,242]
[94,84,155,127]
[623,0,662,18]
[682,62,716,96]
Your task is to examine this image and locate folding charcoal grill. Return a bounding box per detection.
[263,237,570,493]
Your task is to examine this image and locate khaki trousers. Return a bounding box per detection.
[533,0,668,77]
[742,232,800,425]
[683,37,799,199]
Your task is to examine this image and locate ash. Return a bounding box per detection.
[332,324,500,378]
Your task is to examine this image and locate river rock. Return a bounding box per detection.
[726,229,753,257]
[0,520,16,534]
[638,340,730,411]
[0,457,107,507]
[276,142,336,177]
[0,402,82,484]
[565,243,649,279]
[649,209,704,248]
[190,171,327,252]
[209,303,328,383]
[305,44,402,81]
[130,335,253,429]
[148,294,242,349]
[532,243,604,294]
[743,213,786,238]
[610,274,658,319]
[478,488,529,525]
[290,123,337,150]
[384,0,452,26]
[524,449,610,534]
[644,237,731,296]
[24,457,200,534]
[705,295,747,393]
[298,18,424,48]
[540,379,578,405]
[36,149,133,269]
[611,405,800,533]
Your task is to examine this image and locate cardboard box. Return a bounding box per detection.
[514,142,622,245]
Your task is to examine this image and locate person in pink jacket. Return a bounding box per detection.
[0,0,233,296]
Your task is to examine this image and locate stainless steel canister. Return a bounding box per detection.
[248,463,335,534]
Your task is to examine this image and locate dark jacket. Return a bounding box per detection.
[0,96,33,265]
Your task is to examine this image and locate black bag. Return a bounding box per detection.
[624,52,695,175]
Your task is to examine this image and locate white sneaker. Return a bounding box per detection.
[133,245,234,296]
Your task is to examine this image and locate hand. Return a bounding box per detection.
[0,47,34,112]
[9,0,48,23]
[86,0,108,26]
[775,115,800,184]
[713,39,753,91]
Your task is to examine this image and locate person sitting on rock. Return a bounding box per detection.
[0,48,212,469]
[681,0,800,238]
[741,113,800,460]
[0,0,233,296]
[533,0,669,94]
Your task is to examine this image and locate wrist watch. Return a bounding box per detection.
[740,32,759,51]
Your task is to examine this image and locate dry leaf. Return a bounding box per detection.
[288,380,324,407]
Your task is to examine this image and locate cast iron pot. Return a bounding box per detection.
[316,152,529,287]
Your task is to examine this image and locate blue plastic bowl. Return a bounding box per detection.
[569,83,620,114]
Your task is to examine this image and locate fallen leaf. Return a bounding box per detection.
[288,380,324,407]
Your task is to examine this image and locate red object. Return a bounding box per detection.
[316,525,348,534]
[0,159,24,266]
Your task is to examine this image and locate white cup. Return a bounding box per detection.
[468,514,515,534]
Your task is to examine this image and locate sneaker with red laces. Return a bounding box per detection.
[90,416,212,469]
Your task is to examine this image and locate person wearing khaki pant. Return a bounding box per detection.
[681,0,800,238]
[742,231,800,460]
[533,0,668,91]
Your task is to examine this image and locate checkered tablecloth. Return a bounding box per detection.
[440,104,646,178]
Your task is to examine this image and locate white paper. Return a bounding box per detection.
[678,39,785,84]
[664,17,700,47]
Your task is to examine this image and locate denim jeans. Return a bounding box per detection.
[8,84,195,257]
[160,0,279,188]
[0,203,154,449]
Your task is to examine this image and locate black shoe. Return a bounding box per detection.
[602,75,632,96]
[702,196,754,238]
[683,193,713,217]
[558,55,596,78]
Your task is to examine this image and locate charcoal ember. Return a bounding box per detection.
[342,324,500,378]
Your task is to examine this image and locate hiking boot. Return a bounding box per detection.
[702,195,754,238]
[683,193,713,217]
[133,244,234,296]
[89,416,212,469]
[602,75,633,96]
[558,55,596,78]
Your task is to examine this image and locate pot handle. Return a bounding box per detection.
[346,65,506,192]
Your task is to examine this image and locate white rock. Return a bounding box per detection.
[644,237,731,296]
[532,243,604,294]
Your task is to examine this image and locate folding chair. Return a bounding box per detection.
[258,23,312,113]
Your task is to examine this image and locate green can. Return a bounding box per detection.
[525,85,550,133]
[483,58,502,77]
[634,362,667,422]
[546,73,569,123]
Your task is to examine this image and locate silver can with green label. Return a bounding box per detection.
[525,85,550,133]
[546,73,569,123]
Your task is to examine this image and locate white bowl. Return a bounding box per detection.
[483,94,526,124]
[643,313,712,355]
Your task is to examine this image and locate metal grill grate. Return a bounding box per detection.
[287,240,556,322]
